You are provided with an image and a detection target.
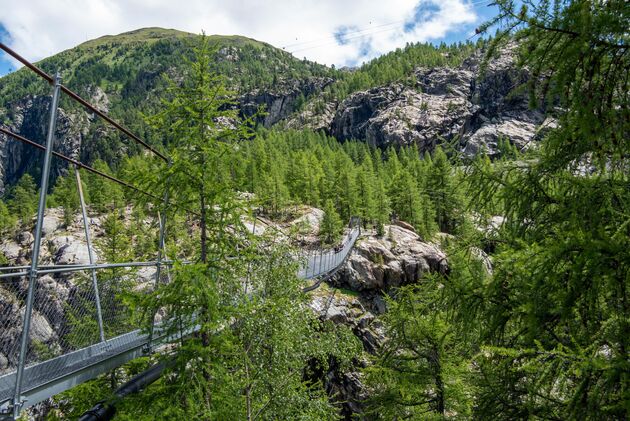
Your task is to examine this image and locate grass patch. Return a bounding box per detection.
[335,287,360,298]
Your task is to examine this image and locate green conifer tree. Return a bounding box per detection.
[425,146,462,233]
[320,199,343,244]
[0,199,16,234]
[373,177,390,237]
[7,173,37,224]
[86,160,124,211]
[355,163,376,227]
[450,1,630,418]
[366,283,472,419]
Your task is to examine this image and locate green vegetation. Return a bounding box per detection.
[5,174,37,226]
[230,129,465,239]
[320,199,343,244]
[0,27,337,172]
[0,197,17,234]
[96,37,359,420]
[0,127,466,251]
[365,282,472,419]
[1,1,627,418]
[48,172,86,226]
[363,0,630,419]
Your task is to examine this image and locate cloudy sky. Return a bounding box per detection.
[0,0,497,76]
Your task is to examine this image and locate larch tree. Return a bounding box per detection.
[425,146,462,233]
[456,1,630,418]
[7,173,37,225]
[125,35,360,420]
[320,199,343,245]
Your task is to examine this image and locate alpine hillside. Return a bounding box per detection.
[1,27,548,194]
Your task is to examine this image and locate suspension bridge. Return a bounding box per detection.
[0,43,361,420]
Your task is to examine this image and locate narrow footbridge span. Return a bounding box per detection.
[0,227,359,419]
[0,42,361,419]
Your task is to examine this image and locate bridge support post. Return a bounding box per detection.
[75,166,106,343]
[12,73,62,418]
[318,250,323,276]
[309,251,313,278]
[146,194,168,354]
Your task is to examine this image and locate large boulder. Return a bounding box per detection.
[50,235,95,265]
[309,288,385,353]
[290,207,324,234]
[34,275,70,331]
[0,286,23,369]
[27,310,55,343]
[334,225,447,292]
[0,241,21,261]
[17,231,34,246]
[41,213,61,237]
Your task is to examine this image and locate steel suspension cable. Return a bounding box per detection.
[0,126,161,201]
[0,127,202,217]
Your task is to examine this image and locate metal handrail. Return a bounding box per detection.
[0,261,181,279]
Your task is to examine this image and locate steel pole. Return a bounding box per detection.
[75,166,106,342]
[146,195,168,353]
[245,214,256,294]
[318,250,323,276]
[13,73,62,418]
[161,213,172,286]
[308,251,312,278]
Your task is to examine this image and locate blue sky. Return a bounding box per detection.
[0,0,499,77]
[0,24,15,76]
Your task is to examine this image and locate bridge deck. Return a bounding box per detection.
[0,226,360,418]
[0,330,148,408]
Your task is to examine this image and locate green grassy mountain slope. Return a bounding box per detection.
[0,27,336,112]
[0,28,339,187]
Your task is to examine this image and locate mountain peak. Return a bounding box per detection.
[77,27,195,49]
[76,27,274,51]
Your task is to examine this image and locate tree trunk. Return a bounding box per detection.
[245,355,252,421]
[200,193,207,264]
[432,346,446,416]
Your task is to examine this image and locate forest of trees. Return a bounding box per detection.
[0,0,627,419]
[0,130,470,248]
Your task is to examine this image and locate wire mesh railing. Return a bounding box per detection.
[0,41,174,418]
[298,217,361,281]
[0,262,172,407]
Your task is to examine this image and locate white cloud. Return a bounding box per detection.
[0,0,480,68]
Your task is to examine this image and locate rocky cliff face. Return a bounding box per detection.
[288,46,554,157]
[306,222,450,417]
[239,77,333,127]
[0,96,89,193]
[0,75,330,194]
[0,39,551,193]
